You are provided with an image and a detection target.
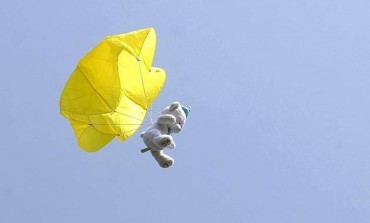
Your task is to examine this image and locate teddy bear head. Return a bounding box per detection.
[159,101,190,134]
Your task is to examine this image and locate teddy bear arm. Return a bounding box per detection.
[157,114,176,125]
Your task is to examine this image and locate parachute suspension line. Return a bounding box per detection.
[92,123,152,126]
[137,58,151,123]
[71,112,152,127]
[114,111,151,125]
[149,104,154,124]
[148,109,161,116]
[148,107,162,124]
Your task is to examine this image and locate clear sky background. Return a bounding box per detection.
[1,0,370,222]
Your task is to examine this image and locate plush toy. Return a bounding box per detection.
[140,102,190,168]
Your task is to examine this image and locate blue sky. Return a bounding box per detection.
[1,0,370,222]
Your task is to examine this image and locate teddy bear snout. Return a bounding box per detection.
[171,124,182,133]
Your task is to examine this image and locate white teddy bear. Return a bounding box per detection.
[140,102,190,168]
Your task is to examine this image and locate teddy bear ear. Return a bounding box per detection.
[169,102,180,110]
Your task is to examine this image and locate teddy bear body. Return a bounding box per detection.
[140,102,189,168]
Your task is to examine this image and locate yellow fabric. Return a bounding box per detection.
[60,28,166,152]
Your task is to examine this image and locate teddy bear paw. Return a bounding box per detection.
[159,159,174,168]
[168,141,176,149]
[160,138,171,147]
[154,136,174,148]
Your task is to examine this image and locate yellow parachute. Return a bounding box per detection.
[60,28,166,152]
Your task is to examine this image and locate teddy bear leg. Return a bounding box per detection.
[153,135,174,149]
[150,150,174,168]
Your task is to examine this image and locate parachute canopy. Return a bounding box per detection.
[60,28,166,152]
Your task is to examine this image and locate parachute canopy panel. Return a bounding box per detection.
[60,28,166,152]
